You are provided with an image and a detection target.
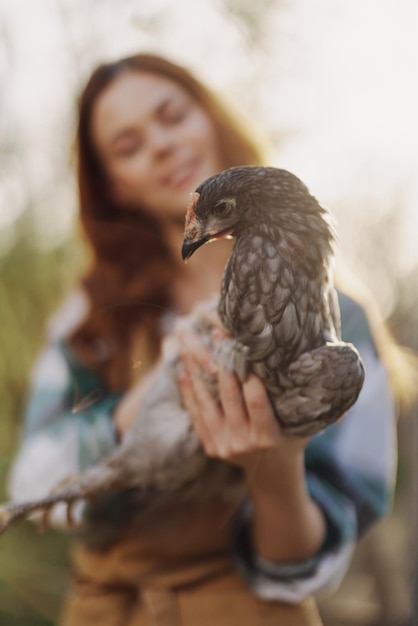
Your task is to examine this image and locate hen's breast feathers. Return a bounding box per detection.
[219,227,333,372]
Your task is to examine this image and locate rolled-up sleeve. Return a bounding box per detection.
[8,293,122,527]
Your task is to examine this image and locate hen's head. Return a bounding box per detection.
[181,166,335,262]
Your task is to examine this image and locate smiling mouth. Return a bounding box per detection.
[164,162,199,188]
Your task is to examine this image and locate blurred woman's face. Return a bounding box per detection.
[91,70,224,222]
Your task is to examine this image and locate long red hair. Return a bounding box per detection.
[70,53,271,390]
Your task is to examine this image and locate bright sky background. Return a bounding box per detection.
[1,0,418,313]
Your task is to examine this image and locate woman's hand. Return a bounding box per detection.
[176,319,308,473]
[179,356,306,469]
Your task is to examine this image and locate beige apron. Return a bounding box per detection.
[60,502,323,626]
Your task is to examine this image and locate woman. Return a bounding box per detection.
[9,53,398,625]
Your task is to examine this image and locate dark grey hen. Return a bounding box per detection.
[0,166,364,535]
[182,166,365,435]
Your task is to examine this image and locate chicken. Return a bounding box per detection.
[183,166,365,434]
[0,166,365,535]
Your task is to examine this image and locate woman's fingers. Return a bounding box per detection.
[217,366,251,454]
[178,353,223,456]
[243,375,310,454]
[242,375,281,446]
[177,330,301,463]
[177,367,213,454]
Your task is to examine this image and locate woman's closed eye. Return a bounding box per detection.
[159,102,190,126]
[113,136,143,158]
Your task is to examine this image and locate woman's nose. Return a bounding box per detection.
[147,124,176,157]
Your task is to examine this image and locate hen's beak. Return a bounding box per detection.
[181,236,208,262]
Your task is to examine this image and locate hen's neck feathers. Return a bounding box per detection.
[235,205,336,279]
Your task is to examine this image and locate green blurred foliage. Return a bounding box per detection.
[0,215,82,622]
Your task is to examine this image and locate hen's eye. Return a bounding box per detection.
[213,199,235,216]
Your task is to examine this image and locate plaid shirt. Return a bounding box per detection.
[8,289,397,603]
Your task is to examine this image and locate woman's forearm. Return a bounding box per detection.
[246,448,326,563]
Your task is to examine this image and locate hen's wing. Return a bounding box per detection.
[271,342,365,437]
[218,232,304,381]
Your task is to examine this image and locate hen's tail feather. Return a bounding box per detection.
[0,489,80,534]
[0,464,119,535]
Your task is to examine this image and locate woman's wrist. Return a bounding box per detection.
[244,445,327,563]
[241,440,306,496]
